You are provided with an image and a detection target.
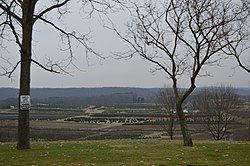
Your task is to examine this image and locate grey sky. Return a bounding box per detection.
[0,1,249,88]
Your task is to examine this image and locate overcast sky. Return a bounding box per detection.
[0,1,249,88]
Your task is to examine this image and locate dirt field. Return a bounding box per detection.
[0,106,249,142]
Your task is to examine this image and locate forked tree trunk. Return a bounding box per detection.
[17,0,35,150]
[176,102,193,146]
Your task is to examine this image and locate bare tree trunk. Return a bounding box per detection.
[176,102,193,146]
[17,32,32,150]
[17,110,30,149]
[17,0,35,150]
[17,46,31,149]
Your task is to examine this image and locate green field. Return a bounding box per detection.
[0,140,249,166]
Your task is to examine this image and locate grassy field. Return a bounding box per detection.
[0,140,249,166]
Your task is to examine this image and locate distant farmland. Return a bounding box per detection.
[0,102,249,142]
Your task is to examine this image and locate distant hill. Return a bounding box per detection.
[0,87,158,100]
[0,88,19,100]
[0,87,249,108]
[194,87,250,96]
[0,87,159,108]
[0,87,249,100]
[234,88,250,96]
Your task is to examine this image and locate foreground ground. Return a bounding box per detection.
[0,140,249,166]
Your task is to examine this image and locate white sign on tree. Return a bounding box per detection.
[20,95,31,110]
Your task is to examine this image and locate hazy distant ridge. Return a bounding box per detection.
[0,87,249,101]
[0,87,158,100]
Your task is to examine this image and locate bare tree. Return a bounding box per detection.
[108,0,250,146]
[156,87,176,140]
[0,0,116,150]
[194,86,239,140]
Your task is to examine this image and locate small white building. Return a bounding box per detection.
[10,106,15,110]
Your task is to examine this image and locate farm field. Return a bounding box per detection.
[0,140,250,166]
[0,103,249,142]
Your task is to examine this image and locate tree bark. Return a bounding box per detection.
[176,102,193,146]
[17,0,35,150]
[17,40,32,150]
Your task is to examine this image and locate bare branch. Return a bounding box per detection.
[31,59,60,74]
[33,0,70,23]
[37,16,101,59]
[8,11,21,48]
[235,56,250,73]
[0,56,20,78]
[0,0,22,23]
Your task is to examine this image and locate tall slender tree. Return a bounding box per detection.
[0,0,112,150]
[109,0,250,146]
